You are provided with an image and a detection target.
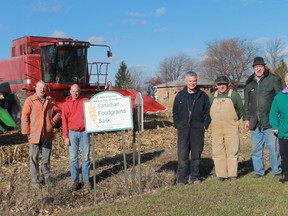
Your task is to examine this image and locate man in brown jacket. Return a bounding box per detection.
[21,80,61,188]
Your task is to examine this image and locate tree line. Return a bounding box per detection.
[114,37,288,95]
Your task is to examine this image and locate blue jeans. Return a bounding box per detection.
[250,128,281,175]
[69,130,90,183]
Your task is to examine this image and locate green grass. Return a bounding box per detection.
[61,104,286,216]
[67,173,288,216]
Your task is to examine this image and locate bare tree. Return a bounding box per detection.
[264,37,287,73]
[157,53,199,82]
[130,68,145,92]
[145,76,165,98]
[201,38,259,89]
[274,58,288,87]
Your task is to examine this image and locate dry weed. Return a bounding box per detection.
[0,101,268,215]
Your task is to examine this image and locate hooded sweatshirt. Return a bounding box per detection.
[62,95,88,139]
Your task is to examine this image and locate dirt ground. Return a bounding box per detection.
[0,103,254,216]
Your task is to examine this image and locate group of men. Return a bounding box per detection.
[20,56,285,191]
[21,82,90,191]
[173,56,285,185]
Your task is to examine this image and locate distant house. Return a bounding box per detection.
[153,76,214,101]
[153,76,246,101]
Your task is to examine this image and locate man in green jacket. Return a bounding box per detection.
[243,57,282,179]
[210,75,243,181]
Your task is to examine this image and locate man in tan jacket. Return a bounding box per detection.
[21,80,61,188]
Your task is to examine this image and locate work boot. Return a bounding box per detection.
[70,182,80,192]
[38,174,45,184]
[253,174,264,178]
[218,177,226,182]
[279,176,288,184]
[191,178,201,185]
[229,177,237,181]
[83,182,92,191]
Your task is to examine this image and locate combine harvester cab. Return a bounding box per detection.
[0,36,166,127]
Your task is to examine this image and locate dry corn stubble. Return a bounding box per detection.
[0,101,257,215]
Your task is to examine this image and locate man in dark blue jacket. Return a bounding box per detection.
[173,71,211,185]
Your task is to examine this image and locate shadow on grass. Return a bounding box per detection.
[237,158,273,177]
[238,158,254,177]
[156,158,256,180]
[94,149,164,183]
[156,157,214,179]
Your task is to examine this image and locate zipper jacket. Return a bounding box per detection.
[243,69,282,129]
[173,86,211,130]
[269,90,288,139]
[21,93,61,144]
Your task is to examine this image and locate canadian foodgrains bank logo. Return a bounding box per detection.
[84,92,133,133]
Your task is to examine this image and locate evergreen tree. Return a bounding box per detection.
[274,58,288,87]
[114,61,133,89]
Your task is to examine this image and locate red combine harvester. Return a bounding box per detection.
[0,36,166,125]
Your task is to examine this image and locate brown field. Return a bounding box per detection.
[0,101,261,215]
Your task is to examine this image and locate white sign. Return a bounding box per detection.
[84,91,133,133]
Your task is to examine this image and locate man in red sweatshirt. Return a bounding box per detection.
[62,84,91,191]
